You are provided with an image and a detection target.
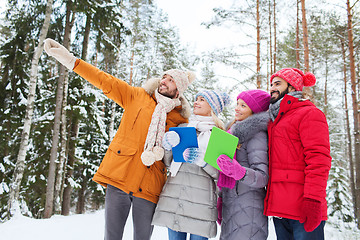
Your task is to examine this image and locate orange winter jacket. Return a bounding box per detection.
[73,60,190,204]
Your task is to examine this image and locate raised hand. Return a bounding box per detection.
[44,38,77,70]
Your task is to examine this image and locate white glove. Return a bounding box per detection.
[162,131,180,150]
[43,38,77,70]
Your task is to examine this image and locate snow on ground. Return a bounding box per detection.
[1,209,359,239]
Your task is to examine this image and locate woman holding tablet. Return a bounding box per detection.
[216,89,271,240]
[152,89,230,240]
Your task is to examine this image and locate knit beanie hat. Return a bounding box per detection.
[195,90,231,115]
[270,68,316,91]
[237,89,271,113]
[163,69,196,95]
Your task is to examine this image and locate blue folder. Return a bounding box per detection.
[168,127,198,162]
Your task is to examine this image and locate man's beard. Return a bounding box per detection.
[270,88,289,104]
[158,86,178,99]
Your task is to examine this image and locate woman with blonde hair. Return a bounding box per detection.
[152,89,230,240]
[217,89,271,240]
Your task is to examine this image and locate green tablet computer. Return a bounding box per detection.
[204,127,238,170]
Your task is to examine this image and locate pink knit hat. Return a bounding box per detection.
[163,69,196,94]
[270,68,316,91]
[237,90,271,113]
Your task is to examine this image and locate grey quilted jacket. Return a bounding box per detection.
[220,112,270,240]
[151,123,219,238]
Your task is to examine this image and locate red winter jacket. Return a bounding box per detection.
[263,94,331,221]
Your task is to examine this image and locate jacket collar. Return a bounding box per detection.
[273,94,313,124]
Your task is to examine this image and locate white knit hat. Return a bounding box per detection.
[162,69,196,94]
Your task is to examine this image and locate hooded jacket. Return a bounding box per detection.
[73,60,191,204]
[264,94,331,220]
[220,112,269,240]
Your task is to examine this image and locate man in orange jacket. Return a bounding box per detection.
[44,38,195,240]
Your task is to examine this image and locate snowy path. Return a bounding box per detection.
[0,209,359,239]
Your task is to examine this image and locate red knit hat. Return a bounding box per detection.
[270,68,316,91]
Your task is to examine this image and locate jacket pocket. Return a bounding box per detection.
[143,160,166,197]
[98,141,138,182]
[271,169,305,184]
[270,169,304,215]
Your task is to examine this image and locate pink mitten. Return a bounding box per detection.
[217,196,223,225]
[299,198,322,232]
[217,154,246,180]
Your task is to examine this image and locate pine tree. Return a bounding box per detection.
[0,0,55,220]
[203,0,270,89]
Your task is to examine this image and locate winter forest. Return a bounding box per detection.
[0,0,360,236]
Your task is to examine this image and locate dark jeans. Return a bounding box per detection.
[104,184,156,240]
[273,217,325,240]
[168,228,208,240]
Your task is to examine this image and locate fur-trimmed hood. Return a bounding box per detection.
[230,111,270,144]
[142,77,191,119]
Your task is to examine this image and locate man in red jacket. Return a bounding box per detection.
[263,68,331,240]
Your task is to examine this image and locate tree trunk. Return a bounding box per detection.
[76,166,87,214]
[296,0,301,69]
[130,50,135,86]
[69,14,92,215]
[300,0,310,72]
[346,0,360,228]
[61,119,79,216]
[54,72,70,214]
[81,13,91,61]
[54,148,68,214]
[268,0,273,76]
[109,101,117,142]
[256,0,261,88]
[71,12,92,215]
[273,0,277,73]
[341,38,357,221]
[300,0,313,100]
[324,60,328,116]
[44,2,75,218]
[7,0,54,218]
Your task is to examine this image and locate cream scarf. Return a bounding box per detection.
[169,115,216,176]
[141,90,181,166]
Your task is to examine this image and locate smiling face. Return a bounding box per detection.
[158,74,179,98]
[270,77,295,104]
[193,96,212,116]
[235,98,253,121]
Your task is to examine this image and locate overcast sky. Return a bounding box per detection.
[154,0,242,55]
